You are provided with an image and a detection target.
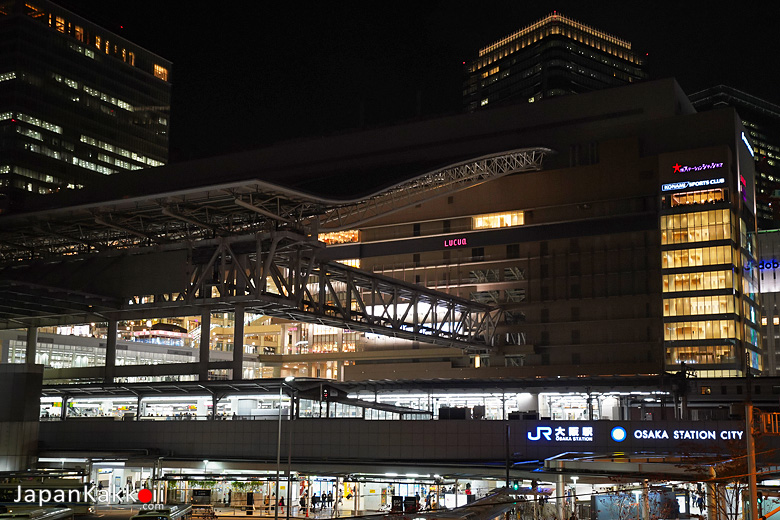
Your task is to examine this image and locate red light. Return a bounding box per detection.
[120,25,124,29]
[462,61,465,64]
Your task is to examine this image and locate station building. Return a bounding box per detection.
[322,78,760,379]
[0,78,762,383]
[0,78,775,518]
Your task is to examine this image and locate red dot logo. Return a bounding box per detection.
[138,489,152,503]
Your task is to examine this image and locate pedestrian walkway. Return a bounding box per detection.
[211,507,380,518]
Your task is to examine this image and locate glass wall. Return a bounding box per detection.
[661,245,732,268]
[662,270,732,292]
[660,209,731,245]
[663,295,735,316]
[664,320,737,341]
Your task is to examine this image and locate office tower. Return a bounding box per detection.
[0,0,171,198]
[689,86,780,230]
[463,12,648,111]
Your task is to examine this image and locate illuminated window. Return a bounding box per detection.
[55,16,65,32]
[94,35,101,50]
[336,259,360,268]
[74,25,83,41]
[664,320,737,341]
[661,245,732,269]
[154,64,168,81]
[660,208,732,244]
[665,345,736,365]
[318,230,359,245]
[128,52,135,66]
[473,211,524,229]
[670,188,725,207]
[24,3,45,18]
[662,270,731,292]
[663,295,735,317]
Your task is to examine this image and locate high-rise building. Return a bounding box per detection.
[0,0,171,198]
[463,12,647,111]
[689,86,780,230]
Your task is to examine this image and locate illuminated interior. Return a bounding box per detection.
[761,316,780,326]
[661,245,732,268]
[472,210,524,229]
[670,188,725,207]
[660,209,731,244]
[318,230,360,245]
[153,64,168,82]
[663,295,735,316]
[665,345,736,365]
[662,271,731,292]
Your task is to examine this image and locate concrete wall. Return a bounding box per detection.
[0,364,42,470]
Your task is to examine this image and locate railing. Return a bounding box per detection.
[761,412,780,434]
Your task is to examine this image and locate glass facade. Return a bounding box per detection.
[0,0,171,194]
[661,184,760,376]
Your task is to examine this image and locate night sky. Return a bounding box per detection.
[54,1,780,163]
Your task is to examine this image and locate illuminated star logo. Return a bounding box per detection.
[673,163,681,173]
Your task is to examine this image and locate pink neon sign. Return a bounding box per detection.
[444,237,468,247]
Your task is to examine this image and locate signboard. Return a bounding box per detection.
[516,420,744,459]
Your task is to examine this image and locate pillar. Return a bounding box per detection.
[0,339,8,363]
[199,310,211,381]
[556,474,565,520]
[25,327,37,365]
[60,396,68,421]
[706,482,718,520]
[641,480,650,520]
[104,321,117,383]
[232,305,245,380]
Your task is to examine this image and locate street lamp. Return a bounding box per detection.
[275,376,295,520]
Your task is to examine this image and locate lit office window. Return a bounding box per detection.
[670,188,725,207]
[662,270,731,292]
[74,25,83,41]
[318,230,359,244]
[663,295,735,317]
[666,345,736,365]
[660,209,731,245]
[154,64,168,81]
[664,320,737,341]
[55,16,64,32]
[473,211,524,229]
[661,245,732,269]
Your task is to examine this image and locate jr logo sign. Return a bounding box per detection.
[527,426,552,441]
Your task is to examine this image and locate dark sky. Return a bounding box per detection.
[55,1,780,163]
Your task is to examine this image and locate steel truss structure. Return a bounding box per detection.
[0,231,501,350]
[0,147,549,347]
[0,148,549,263]
[130,232,502,350]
